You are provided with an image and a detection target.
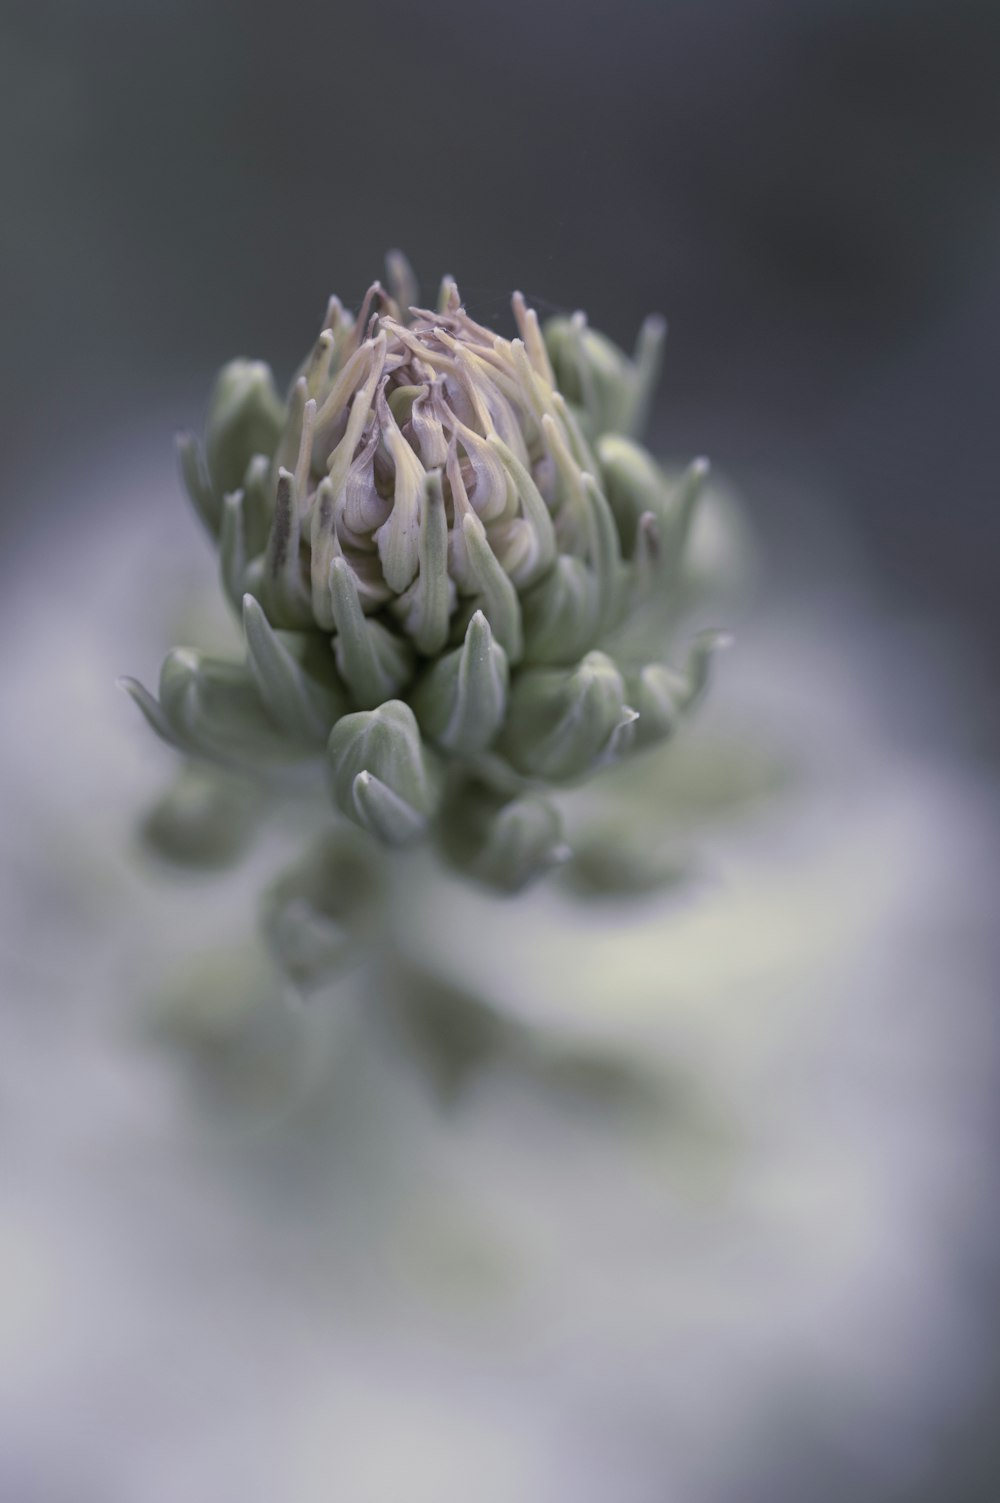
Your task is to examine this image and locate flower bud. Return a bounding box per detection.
[127,255,736,879]
[461,511,524,663]
[329,557,415,710]
[242,593,348,744]
[120,647,312,769]
[203,359,285,515]
[520,555,601,666]
[467,795,569,892]
[501,650,636,782]
[439,781,569,893]
[327,700,436,845]
[625,630,731,749]
[544,311,665,439]
[624,663,679,749]
[411,610,509,756]
[595,433,670,554]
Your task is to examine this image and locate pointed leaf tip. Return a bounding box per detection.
[242,592,342,744]
[327,700,435,845]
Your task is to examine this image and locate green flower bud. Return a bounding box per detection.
[121,649,312,768]
[595,433,669,553]
[410,610,509,756]
[624,663,679,748]
[520,554,600,666]
[127,254,736,884]
[439,780,569,893]
[329,557,415,709]
[596,437,709,569]
[625,630,731,749]
[120,596,349,767]
[461,510,524,663]
[218,455,278,610]
[327,700,436,845]
[543,310,666,439]
[179,359,285,535]
[243,593,349,744]
[501,650,637,782]
[467,795,568,892]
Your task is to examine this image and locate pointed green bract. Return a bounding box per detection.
[119,674,182,751]
[463,794,568,893]
[501,650,634,782]
[581,472,623,631]
[351,772,429,846]
[205,359,285,499]
[411,610,509,755]
[126,649,317,769]
[543,310,665,439]
[219,491,249,611]
[327,699,436,844]
[329,557,414,709]
[625,630,731,748]
[621,314,667,440]
[243,594,348,744]
[596,432,671,554]
[487,433,557,583]
[176,433,219,536]
[462,513,524,664]
[667,457,711,566]
[262,467,312,626]
[625,663,678,748]
[521,553,601,667]
[438,779,569,893]
[240,454,276,558]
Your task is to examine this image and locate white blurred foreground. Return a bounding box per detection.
[1,441,997,1503]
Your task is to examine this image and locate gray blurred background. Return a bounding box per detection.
[2,0,998,1496]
